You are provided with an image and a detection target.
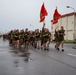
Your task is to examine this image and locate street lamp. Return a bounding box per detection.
[66,6,76,12]
[30,24,34,31]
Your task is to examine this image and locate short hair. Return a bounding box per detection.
[61,26,63,28]
[26,28,28,30]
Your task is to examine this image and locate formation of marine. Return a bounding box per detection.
[4,27,51,51]
[3,25,65,52]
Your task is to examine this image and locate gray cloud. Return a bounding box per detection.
[0,0,76,33]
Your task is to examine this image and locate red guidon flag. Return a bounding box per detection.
[39,3,48,22]
[52,7,61,24]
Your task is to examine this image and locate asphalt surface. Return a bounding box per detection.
[0,37,76,75]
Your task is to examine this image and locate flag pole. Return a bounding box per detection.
[43,20,45,27]
[42,19,45,32]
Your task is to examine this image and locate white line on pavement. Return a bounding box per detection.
[68,53,76,57]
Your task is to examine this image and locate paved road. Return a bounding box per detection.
[0,37,76,75]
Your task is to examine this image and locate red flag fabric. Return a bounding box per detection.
[39,3,48,22]
[40,16,45,22]
[52,19,58,24]
[52,7,61,24]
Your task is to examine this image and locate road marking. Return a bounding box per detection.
[68,53,76,57]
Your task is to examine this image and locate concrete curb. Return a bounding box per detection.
[72,45,76,49]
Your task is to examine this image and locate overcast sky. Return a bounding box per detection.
[0,0,76,33]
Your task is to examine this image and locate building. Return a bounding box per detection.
[51,12,76,41]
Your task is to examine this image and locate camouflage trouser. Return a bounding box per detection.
[59,37,64,42]
[35,37,40,41]
[43,38,49,43]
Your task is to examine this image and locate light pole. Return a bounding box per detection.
[30,24,34,31]
[66,6,75,12]
[66,6,76,49]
